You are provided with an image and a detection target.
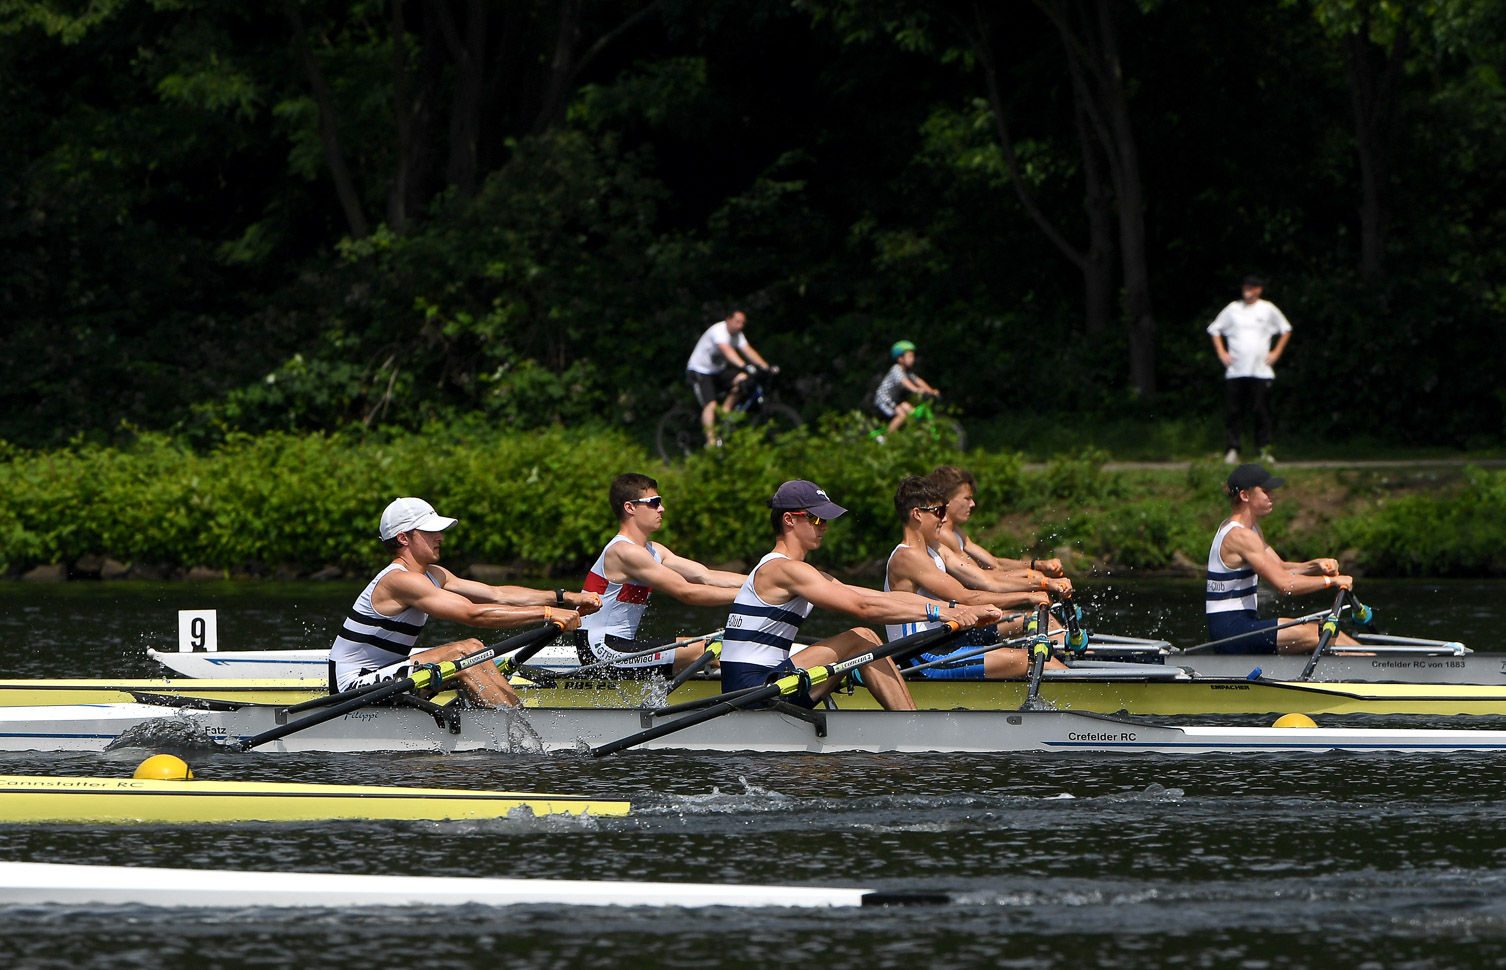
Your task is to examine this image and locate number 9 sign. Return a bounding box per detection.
[177,610,218,653]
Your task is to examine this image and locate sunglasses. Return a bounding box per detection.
[628,496,664,509]
[916,504,948,520]
[791,510,828,527]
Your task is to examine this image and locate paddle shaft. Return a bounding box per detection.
[1181,610,1332,653]
[1298,587,1351,681]
[593,621,966,756]
[1020,604,1054,709]
[237,623,562,751]
[668,639,723,692]
[903,631,1039,676]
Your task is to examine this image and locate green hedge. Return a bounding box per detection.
[1,431,1502,577]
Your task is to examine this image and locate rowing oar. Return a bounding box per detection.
[589,621,966,757]
[1055,591,1089,655]
[668,637,723,692]
[902,630,1041,676]
[528,629,723,684]
[234,622,564,751]
[1296,586,1352,682]
[1018,603,1056,711]
[1181,610,1332,653]
[1347,592,1377,634]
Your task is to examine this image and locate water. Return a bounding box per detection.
[0,578,1504,968]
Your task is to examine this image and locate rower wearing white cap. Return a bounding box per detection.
[1207,465,1359,654]
[330,497,601,706]
[719,480,999,711]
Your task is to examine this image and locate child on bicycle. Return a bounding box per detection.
[873,340,941,438]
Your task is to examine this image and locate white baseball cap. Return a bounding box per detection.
[379,497,458,541]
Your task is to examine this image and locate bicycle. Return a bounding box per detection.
[656,367,804,462]
[851,393,967,450]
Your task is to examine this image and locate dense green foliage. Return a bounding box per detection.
[3,429,1501,578]
[1,1,1503,453]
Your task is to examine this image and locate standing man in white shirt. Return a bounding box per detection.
[1207,275,1292,465]
[684,310,777,447]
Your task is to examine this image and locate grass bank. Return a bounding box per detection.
[0,429,1501,580]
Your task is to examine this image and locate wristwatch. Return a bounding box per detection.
[555,588,566,607]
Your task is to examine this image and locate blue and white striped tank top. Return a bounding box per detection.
[721,553,814,667]
[1206,520,1258,615]
[883,543,946,641]
[331,563,440,687]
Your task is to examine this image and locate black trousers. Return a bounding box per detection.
[1224,377,1274,452]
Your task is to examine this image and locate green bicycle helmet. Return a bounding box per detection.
[891,340,917,359]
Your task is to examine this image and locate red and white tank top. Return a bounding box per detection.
[579,535,662,648]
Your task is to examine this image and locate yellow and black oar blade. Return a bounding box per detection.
[594,621,964,758]
[236,622,562,751]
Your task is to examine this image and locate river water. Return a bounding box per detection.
[1,578,1504,968]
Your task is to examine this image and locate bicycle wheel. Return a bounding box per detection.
[656,405,704,462]
[935,419,967,451]
[748,402,804,443]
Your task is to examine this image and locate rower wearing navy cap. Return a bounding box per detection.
[1206,465,1360,654]
[330,496,601,706]
[719,479,999,710]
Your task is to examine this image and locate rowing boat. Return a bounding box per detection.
[5,698,1506,755]
[0,775,628,823]
[148,636,1505,685]
[0,861,903,908]
[10,669,1506,716]
[0,678,325,708]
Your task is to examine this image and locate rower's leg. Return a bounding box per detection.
[671,639,716,675]
[1274,619,1359,653]
[411,639,519,708]
[797,628,917,711]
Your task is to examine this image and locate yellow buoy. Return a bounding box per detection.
[1272,713,1317,729]
[134,754,194,780]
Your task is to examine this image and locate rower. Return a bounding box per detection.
[718,480,998,710]
[330,497,601,706]
[924,464,1073,635]
[884,476,1068,679]
[576,474,744,678]
[1207,464,1359,654]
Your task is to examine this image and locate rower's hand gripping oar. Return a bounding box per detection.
[668,637,723,692]
[590,621,966,757]
[1296,585,1351,682]
[234,622,564,751]
[1018,603,1055,711]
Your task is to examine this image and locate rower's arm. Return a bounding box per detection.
[379,570,581,631]
[890,548,1031,611]
[936,545,1057,605]
[1226,531,1348,597]
[771,559,997,627]
[439,571,601,616]
[612,542,741,607]
[655,543,744,588]
[961,535,1004,569]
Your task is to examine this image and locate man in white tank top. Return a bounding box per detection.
[719,480,999,710]
[331,497,600,705]
[577,474,745,677]
[1207,465,1359,653]
[885,477,1069,679]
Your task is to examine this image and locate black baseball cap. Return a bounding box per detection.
[767,480,847,519]
[1226,463,1285,495]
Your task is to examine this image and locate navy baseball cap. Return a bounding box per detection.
[767,480,847,519]
[1226,464,1285,495]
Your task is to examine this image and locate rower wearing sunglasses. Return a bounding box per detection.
[576,474,745,677]
[924,465,1073,635]
[719,480,1000,710]
[884,477,1069,679]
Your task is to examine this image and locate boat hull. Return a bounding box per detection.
[5,701,1506,755]
[0,775,628,823]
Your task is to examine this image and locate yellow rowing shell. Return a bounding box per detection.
[0,775,630,824]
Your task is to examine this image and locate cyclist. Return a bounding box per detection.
[685,310,778,447]
[873,340,941,439]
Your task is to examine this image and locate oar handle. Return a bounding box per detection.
[1297,586,1351,682]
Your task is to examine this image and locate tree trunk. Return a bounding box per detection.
[1342,25,1407,280]
[971,0,1113,336]
[1043,0,1155,394]
[437,0,487,198]
[289,6,369,239]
